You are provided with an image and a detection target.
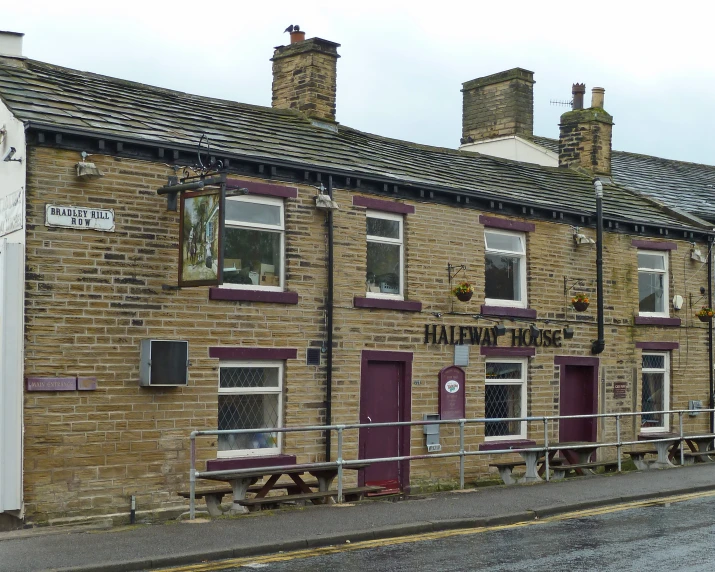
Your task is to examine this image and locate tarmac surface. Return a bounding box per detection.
[2,463,715,572]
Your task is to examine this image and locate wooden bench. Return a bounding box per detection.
[237,485,384,511]
[178,481,320,516]
[552,460,619,479]
[624,449,658,471]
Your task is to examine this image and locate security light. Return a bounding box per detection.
[3,147,17,162]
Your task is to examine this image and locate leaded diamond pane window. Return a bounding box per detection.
[641,352,670,432]
[218,363,283,457]
[485,360,527,440]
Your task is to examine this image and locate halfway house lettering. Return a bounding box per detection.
[45,204,115,232]
[424,324,563,348]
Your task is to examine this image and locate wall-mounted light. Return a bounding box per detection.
[3,146,21,163]
[529,324,540,337]
[563,327,574,339]
[76,151,103,178]
[494,323,506,336]
[432,312,442,318]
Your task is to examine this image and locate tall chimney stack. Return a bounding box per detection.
[558,85,613,176]
[461,68,535,144]
[271,30,341,123]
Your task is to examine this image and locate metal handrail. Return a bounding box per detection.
[187,408,715,519]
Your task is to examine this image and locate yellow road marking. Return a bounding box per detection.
[157,490,715,572]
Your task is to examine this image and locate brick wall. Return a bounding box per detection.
[22,147,711,521]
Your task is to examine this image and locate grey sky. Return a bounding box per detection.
[5,0,714,165]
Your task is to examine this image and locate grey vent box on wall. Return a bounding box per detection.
[140,340,189,386]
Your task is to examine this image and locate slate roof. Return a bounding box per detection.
[533,136,715,223]
[0,57,709,232]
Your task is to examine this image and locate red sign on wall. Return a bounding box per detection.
[439,366,466,420]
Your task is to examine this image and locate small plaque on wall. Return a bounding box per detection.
[613,381,627,399]
[26,377,77,391]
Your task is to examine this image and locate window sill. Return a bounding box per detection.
[479,439,535,452]
[481,305,537,319]
[209,288,299,304]
[354,297,422,312]
[634,316,681,326]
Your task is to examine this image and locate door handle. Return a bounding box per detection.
[367,416,372,423]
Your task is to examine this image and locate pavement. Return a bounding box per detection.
[3,463,715,572]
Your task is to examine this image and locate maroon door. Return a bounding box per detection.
[359,359,408,493]
[559,364,598,445]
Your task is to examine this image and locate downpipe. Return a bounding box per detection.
[325,175,334,461]
[709,237,714,433]
[592,178,606,355]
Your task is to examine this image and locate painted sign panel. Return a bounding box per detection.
[613,381,627,399]
[0,188,23,237]
[179,189,224,287]
[26,377,77,391]
[439,365,466,420]
[45,204,115,231]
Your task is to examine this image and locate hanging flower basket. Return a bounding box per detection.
[697,307,714,322]
[571,293,590,312]
[453,282,474,302]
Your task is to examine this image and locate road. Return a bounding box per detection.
[154,492,715,571]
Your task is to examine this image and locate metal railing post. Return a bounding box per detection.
[190,431,196,520]
[459,419,465,490]
[543,417,550,482]
[679,412,684,466]
[337,426,344,503]
[616,414,622,472]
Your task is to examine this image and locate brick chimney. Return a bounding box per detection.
[271,31,341,123]
[461,68,535,143]
[558,86,613,176]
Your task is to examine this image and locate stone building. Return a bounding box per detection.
[0,29,713,527]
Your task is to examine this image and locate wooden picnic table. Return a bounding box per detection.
[201,463,371,514]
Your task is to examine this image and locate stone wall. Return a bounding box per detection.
[22,147,711,521]
[462,68,534,142]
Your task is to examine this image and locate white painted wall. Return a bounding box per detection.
[0,241,23,513]
[0,99,26,243]
[0,101,25,515]
[460,136,558,167]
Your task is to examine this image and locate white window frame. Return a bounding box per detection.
[484,229,527,308]
[637,250,669,317]
[222,195,285,292]
[365,210,404,300]
[640,352,670,433]
[484,357,528,441]
[217,360,284,458]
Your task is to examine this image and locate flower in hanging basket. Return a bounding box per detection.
[571,293,590,311]
[453,282,474,302]
[696,306,714,322]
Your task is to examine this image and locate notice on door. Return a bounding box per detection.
[45,204,115,232]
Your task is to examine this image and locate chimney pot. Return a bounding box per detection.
[290,30,306,44]
[591,87,605,109]
[572,83,585,110]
